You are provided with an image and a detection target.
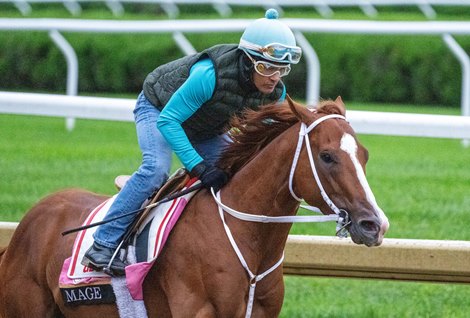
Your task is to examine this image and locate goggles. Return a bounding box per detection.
[244,51,291,78]
[239,39,302,64]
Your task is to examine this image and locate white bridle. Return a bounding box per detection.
[288,113,350,232]
[210,113,350,318]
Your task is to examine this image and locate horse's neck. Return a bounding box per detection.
[221,127,299,269]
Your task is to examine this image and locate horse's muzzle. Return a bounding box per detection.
[349,216,385,247]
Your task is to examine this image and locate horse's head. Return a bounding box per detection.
[287,96,389,246]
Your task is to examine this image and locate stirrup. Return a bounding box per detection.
[103,239,127,277]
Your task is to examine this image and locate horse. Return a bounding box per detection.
[0,96,389,317]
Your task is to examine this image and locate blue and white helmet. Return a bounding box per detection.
[239,9,302,64]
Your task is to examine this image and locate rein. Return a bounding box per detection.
[211,114,351,318]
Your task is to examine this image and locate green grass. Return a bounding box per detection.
[1,102,470,317]
[0,115,141,220]
[282,277,470,318]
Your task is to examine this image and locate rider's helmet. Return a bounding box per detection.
[238,9,302,65]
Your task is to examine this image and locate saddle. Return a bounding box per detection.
[61,168,198,305]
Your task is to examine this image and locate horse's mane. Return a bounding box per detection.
[218,99,341,176]
[217,102,297,175]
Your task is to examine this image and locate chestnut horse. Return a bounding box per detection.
[0,97,389,317]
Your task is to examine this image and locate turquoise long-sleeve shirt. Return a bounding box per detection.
[157,58,286,171]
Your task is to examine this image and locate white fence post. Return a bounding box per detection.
[295,31,320,106]
[443,33,470,147]
[49,30,79,131]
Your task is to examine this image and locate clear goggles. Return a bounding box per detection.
[244,51,291,78]
[239,39,302,64]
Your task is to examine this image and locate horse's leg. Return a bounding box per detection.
[0,229,61,317]
[0,265,59,317]
[0,189,113,318]
[1,243,61,317]
[0,250,57,318]
[144,266,217,318]
[250,271,285,318]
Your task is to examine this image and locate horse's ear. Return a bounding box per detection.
[286,94,313,122]
[334,96,346,116]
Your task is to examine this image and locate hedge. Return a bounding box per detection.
[0,30,468,107]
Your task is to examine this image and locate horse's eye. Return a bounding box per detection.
[320,152,335,164]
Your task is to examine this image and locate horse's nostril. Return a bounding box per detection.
[358,219,380,233]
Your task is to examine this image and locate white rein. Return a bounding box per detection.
[211,114,349,318]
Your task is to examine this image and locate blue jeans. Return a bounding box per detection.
[93,92,229,248]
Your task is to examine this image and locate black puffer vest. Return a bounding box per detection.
[142,44,284,142]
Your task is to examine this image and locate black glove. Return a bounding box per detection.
[190,162,229,192]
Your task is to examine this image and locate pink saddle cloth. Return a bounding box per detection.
[61,178,200,300]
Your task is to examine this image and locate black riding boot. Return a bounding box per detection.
[81,242,127,276]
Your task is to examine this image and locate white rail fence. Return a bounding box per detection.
[1,18,470,121]
[2,0,470,19]
[2,91,470,140]
[1,222,469,283]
